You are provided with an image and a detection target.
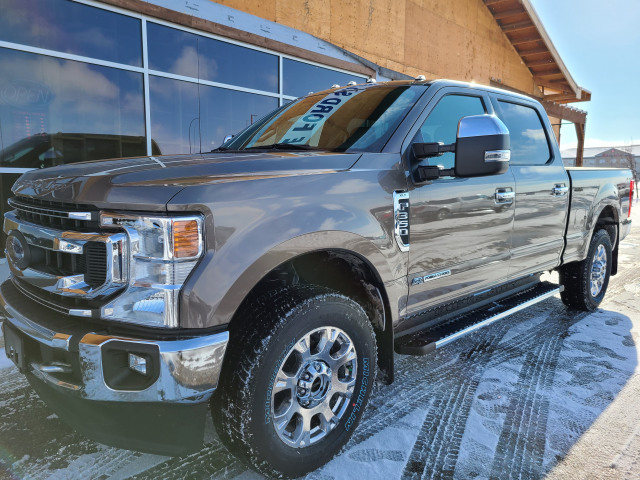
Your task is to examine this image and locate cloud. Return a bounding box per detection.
[522,128,546,141]
[326,179,377,195]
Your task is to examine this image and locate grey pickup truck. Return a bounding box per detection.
[1,79,634,478]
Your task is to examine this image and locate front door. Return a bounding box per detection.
[405,89,516,317]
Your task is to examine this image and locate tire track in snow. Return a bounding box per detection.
[401,337,508,480]
[351,301,583,450]
[488,333,564,480]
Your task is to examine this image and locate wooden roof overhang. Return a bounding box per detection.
[483,0,591,105]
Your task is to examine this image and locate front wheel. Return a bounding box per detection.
[559,228,612,311]
[212,286,377,478]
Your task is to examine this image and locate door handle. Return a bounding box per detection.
[552,184,569,196]
[495,188,515,204]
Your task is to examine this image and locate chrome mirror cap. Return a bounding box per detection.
[457,115,509,138]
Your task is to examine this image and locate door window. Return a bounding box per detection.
[497,101,551,165]
[413,94,485,169]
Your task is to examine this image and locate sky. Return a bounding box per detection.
[528,0,640,151]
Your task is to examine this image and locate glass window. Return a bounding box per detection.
[0,48,146,169]
[413,95,486,169]
[283,59,366,98]
[149,76,200,155]
[200,87,279,151]
[497,101,551,165]
[0,0,142,66]
[147,23,278,93]
[147,23,199,78]
[198,36,278,92]
[225,85,419,153]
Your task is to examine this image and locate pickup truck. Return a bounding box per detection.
[1,79,634,478]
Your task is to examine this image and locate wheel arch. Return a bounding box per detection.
[226,245,397,384]
[593,204,619,275]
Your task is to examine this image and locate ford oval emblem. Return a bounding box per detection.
[6,231,30,270]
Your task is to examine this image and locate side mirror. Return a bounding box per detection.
[223,134,234,144]
[412,115,510,181]
[454,115,510,177]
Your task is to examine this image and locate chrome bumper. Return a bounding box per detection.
[1,283,229,404]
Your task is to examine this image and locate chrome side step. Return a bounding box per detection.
[395,282,563,356]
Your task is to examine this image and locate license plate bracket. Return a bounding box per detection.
[4,325,25,372]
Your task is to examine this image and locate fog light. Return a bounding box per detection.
[128,353,148,376]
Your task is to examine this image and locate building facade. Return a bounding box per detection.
[0,0,590,252]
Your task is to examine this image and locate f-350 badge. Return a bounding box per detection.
[393,191,409,252]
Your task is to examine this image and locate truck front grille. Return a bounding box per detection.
[9,196,100,231]
[4,202,127,313]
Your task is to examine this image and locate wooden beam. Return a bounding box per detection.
[500,20,535,32]
[493,7,526,20]
[542,100,586,124]
[525,58,555,67]
[535,80,572,92]
[483,0,512,6]
[544,93,578,102]
[531,64,562,73]
[534,71,563,79]
[575,122,586,167]
[517,46,549,56]
[510,35,542,46]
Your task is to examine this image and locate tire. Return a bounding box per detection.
[436,208,448,220]
[212,285,377,478]
[559,228,612,311]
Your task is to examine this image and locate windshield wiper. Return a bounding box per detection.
[243,143,325,151]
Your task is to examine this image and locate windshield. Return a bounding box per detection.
[222,85,420,153]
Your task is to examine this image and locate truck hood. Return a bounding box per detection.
[10,151,361,211]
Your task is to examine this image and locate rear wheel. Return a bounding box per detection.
[212,285,377,478]
[559,228,612,311]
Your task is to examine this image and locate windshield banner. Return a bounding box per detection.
[279,86,366,145]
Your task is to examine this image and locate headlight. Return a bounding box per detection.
[99,212,204,328]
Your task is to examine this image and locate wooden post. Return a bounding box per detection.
[575,121,585,167]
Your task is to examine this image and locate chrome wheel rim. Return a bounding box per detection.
[270,326,357,448]
[590,244,607,297]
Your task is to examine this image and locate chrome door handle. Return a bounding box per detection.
[552,184,569,196]
[495,188,515,204]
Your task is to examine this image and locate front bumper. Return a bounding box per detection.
[0,279,229,454]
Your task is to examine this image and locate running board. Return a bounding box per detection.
[394,282,563,356]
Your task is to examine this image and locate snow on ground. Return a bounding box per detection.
[1,200,639,479]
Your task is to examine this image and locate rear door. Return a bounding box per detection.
[490,94,570,278]
[404,87,516,316]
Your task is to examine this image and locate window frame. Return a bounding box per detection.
[490,95,555,167]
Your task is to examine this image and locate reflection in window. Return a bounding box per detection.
[149,76,200,155]
[147,23,199,78]
[200,87,278,151]
[498,101,550,165]
[226,86,417,153]
[414,95,485,169]
[283,59,365,98]
[198,35,278,92]
[0,48,146,168]
[147,22,278,93]
[0,0,142,66]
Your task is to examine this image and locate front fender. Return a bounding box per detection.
[169,165,408,329]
